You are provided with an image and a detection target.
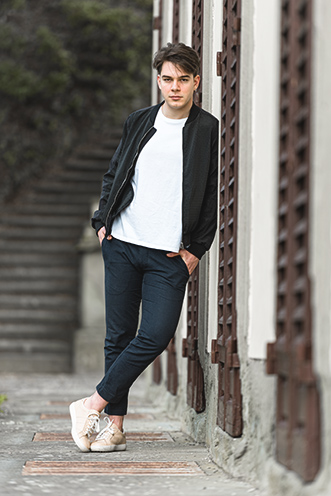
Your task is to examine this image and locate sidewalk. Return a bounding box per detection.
[0,372,260,496]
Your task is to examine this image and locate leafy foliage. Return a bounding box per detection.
[0,0,153,201]
[0,394,7,412]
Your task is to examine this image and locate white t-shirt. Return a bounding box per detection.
[111,108,187,252]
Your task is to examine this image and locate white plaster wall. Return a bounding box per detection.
[203,0,222,354]
[179,0,192,45]
[161,0,174,45]
[151,0,160,106]
[248,0,279,359]
[308,1,331,494]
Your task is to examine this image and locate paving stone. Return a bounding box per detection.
[33,432,174,442]
[0,373,262,496]
[22,460,203,476]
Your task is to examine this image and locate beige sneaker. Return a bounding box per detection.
[90,417,126,452]
[69,398,100,452]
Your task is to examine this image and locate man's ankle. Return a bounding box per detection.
[84,392,108,412]
[108,415,124,431]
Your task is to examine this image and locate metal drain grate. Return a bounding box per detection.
[48,400,140,406]
[40,413,154,420]
[22,461,204,476]
[33,432,174,442]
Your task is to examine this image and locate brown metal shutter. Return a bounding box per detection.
[266,0,320,482]
[210,0,242,437]
[192,0,203,106]
[153,0,164,106]
[166,338,178,395]
[152,0,163,385]
[181,0,205,413]
[166,0,182,396]
[173,0,180,44]
[182,268,205,412]
[153,0,163,50]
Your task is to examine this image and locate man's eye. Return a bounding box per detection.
[164,78,171,82]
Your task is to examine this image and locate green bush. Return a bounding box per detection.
[36,26,75,72]
[0,25,26,56]
[0,394,7,412]
[0,61,40,101]
[0,0,153,201]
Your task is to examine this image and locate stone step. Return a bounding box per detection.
[52,170,105,184]
[0,253,78,267]
[0,340,72,373]
[0,338,71,352]
[0,279,76,294]
[1,226,82,240]
[0,323,75,339]
[32,193,96,204]
[75,148,116,161]
[5,203,90,216]
[0,214,87,228]
[0,239,76,253]
[0,294,76,310]
[35,181,101,194]
[0,308,77,324]
[0,266,77,280]
[101,138,121,149]
[66,158,109,171]
[0,141,113,373]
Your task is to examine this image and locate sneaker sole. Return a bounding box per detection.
[90,443,127,452]
[69,402,90,453]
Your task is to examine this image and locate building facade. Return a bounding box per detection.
[147,1,331,495]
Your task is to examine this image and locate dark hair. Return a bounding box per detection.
[152,43,200,77]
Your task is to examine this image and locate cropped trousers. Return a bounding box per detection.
[96,237,190,416]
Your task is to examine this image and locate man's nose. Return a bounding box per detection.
[171,79,179,90]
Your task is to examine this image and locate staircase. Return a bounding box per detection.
[0,134,121,373]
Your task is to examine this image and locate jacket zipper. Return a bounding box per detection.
[105,126,155,230]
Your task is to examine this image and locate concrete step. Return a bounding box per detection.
[75,148,116,161]
[0,294,76,310]
[53,170,105,183]
[0,214,87,228]
[0,253,78,267]
[0,340,72,373]
[0,308,77,324]
[0,323,75,339]
[32,193,96,204]
[0,266,77,280]
[66,158,109,171]
[1,226,82,240]
[0,239,76,253]
[35,181,101,194]
[5,203,90,216]
[0,140,113,374]
[0,279,76,293]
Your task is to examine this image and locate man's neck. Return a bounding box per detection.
[161,101,193,119]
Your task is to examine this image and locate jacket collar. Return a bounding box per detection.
[149,101,200,126]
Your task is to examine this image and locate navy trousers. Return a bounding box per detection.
[96,237,190,415]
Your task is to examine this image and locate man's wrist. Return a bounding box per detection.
[185,242,205,260]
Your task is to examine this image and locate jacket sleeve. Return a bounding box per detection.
[186,121,219,259]
[91,115,132,234]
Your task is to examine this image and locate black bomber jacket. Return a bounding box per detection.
[92,102,219,260]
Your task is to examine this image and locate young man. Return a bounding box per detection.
[69,43,219,452]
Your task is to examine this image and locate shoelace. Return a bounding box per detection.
[95,417,115,441]
[83,413,100,437]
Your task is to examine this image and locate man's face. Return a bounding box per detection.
[157,61,200,118]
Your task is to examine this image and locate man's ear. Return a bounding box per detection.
[194,75,200,91]
[157,74,162,90]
